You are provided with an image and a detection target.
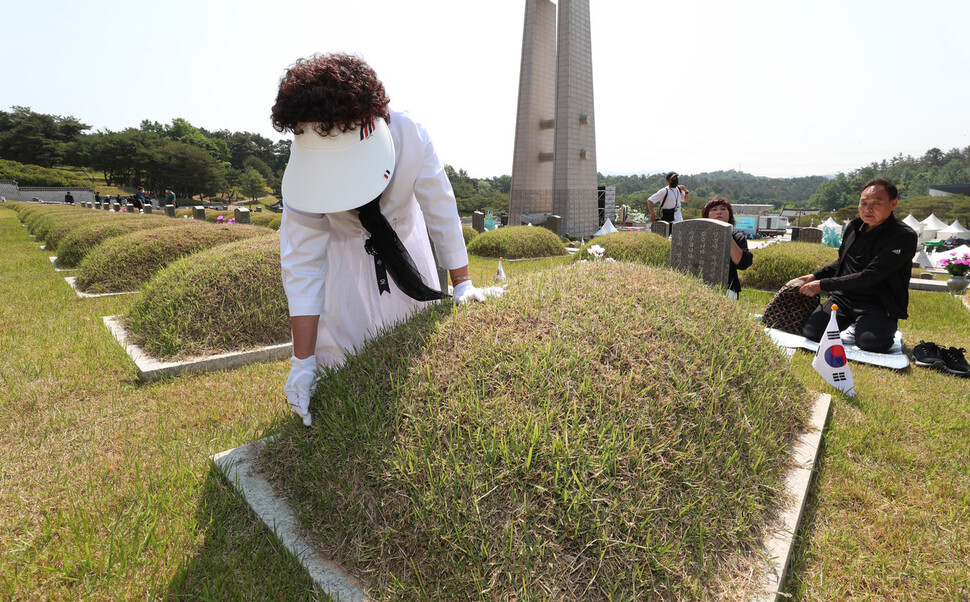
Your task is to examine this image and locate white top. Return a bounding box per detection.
[648,186,685,222]
[280,109,468,367]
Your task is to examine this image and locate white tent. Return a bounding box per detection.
[921,213,948,230]
[822,217,842,232]
[902,214,924,233]
[931,244,970,268]
[592,218,619,237]
[937,219,969,239]
[920,213,948,243]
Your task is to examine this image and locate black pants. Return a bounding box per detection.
[802,303,897,353]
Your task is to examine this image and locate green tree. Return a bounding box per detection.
[0,106,90,167]
[240,167,267,202]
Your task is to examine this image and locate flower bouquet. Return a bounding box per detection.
[940,253,970,277]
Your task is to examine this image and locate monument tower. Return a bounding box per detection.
[509,0,598,238]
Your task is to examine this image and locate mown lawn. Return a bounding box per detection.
[1,205,968,599]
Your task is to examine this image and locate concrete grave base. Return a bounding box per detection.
[211,438,368,601]
[754,392,831,601]
[49,257,74,272]
[64,276,137,298]
[909,278,949,293]
[103,315,292,382]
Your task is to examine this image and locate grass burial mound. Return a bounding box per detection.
[466,224,568,259]
[461,223,479,246]
[739,242,839,291]
[18,204,88,239]
[73,221,273,294]
[573,231,671,266]
[55,217,178,268]
[260,261,812,600]
[45,212,169,255]
[124,234,287,359]
[124,234,290,359]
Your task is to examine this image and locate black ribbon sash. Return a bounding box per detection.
[356,196,444,302]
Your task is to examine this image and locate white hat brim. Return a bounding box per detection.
[281,119,395,214]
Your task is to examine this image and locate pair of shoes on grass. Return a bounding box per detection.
[913,341,970,376]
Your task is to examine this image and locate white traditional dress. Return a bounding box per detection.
[280,109,468,368]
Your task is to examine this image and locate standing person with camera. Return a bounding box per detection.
[648,171,689,223]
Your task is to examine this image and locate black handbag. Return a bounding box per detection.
[762,283,820,335]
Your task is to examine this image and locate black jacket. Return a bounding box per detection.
[729,230,753,293]
[813,213,917,319]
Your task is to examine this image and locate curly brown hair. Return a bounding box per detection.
[271,53,391,136]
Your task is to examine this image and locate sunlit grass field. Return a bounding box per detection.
[1,205,968,599]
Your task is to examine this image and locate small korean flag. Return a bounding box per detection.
[812,304,855,396]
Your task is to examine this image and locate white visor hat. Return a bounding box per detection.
[281,119,395,214]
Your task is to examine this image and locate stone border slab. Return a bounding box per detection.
[211,438,368,601]
[755,392,831,601]
[909,278,948,292]
[64,276,137,298]
[49,256,74,272]
[103,315,292,382]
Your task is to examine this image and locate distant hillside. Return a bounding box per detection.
[809,146,970,211]
[600,170,827,216]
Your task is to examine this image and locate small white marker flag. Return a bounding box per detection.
[495,258,507,283]
[811,307,855,397]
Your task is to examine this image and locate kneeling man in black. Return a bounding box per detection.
[796,178,917,352]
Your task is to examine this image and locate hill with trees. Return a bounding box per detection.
[0,107,286,203]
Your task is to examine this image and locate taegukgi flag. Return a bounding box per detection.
[812,304,855,396]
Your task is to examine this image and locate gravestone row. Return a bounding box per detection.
[81,202,255,224]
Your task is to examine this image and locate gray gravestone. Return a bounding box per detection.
[651,220,671,238]
[472,211,485,233]
[193,206,206,220]
[125,202,134,212]
[234,207,251,224]
[670,218,732,289]
[143,205,153,214]
[112,202,121,212]
[165,204,176,218]
[790,226,801,241]
[545,214,562,237]
[798,227,823,244]
[617,205,628,223]
[254,206,263,212]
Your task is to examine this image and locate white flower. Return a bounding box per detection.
[587,244,605,259]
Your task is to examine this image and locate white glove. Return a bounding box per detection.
[453,280,505,305]
[283,355,317,426]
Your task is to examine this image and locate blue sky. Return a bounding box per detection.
[3,0,968,178]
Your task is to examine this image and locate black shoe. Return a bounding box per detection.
[912,340,946,368]
[939,346,970,376]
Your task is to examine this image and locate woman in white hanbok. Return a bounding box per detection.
[272,53,500,425]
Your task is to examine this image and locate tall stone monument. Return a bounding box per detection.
[509,0,598,238]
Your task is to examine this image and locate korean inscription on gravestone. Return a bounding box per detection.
[670,218,732,289]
